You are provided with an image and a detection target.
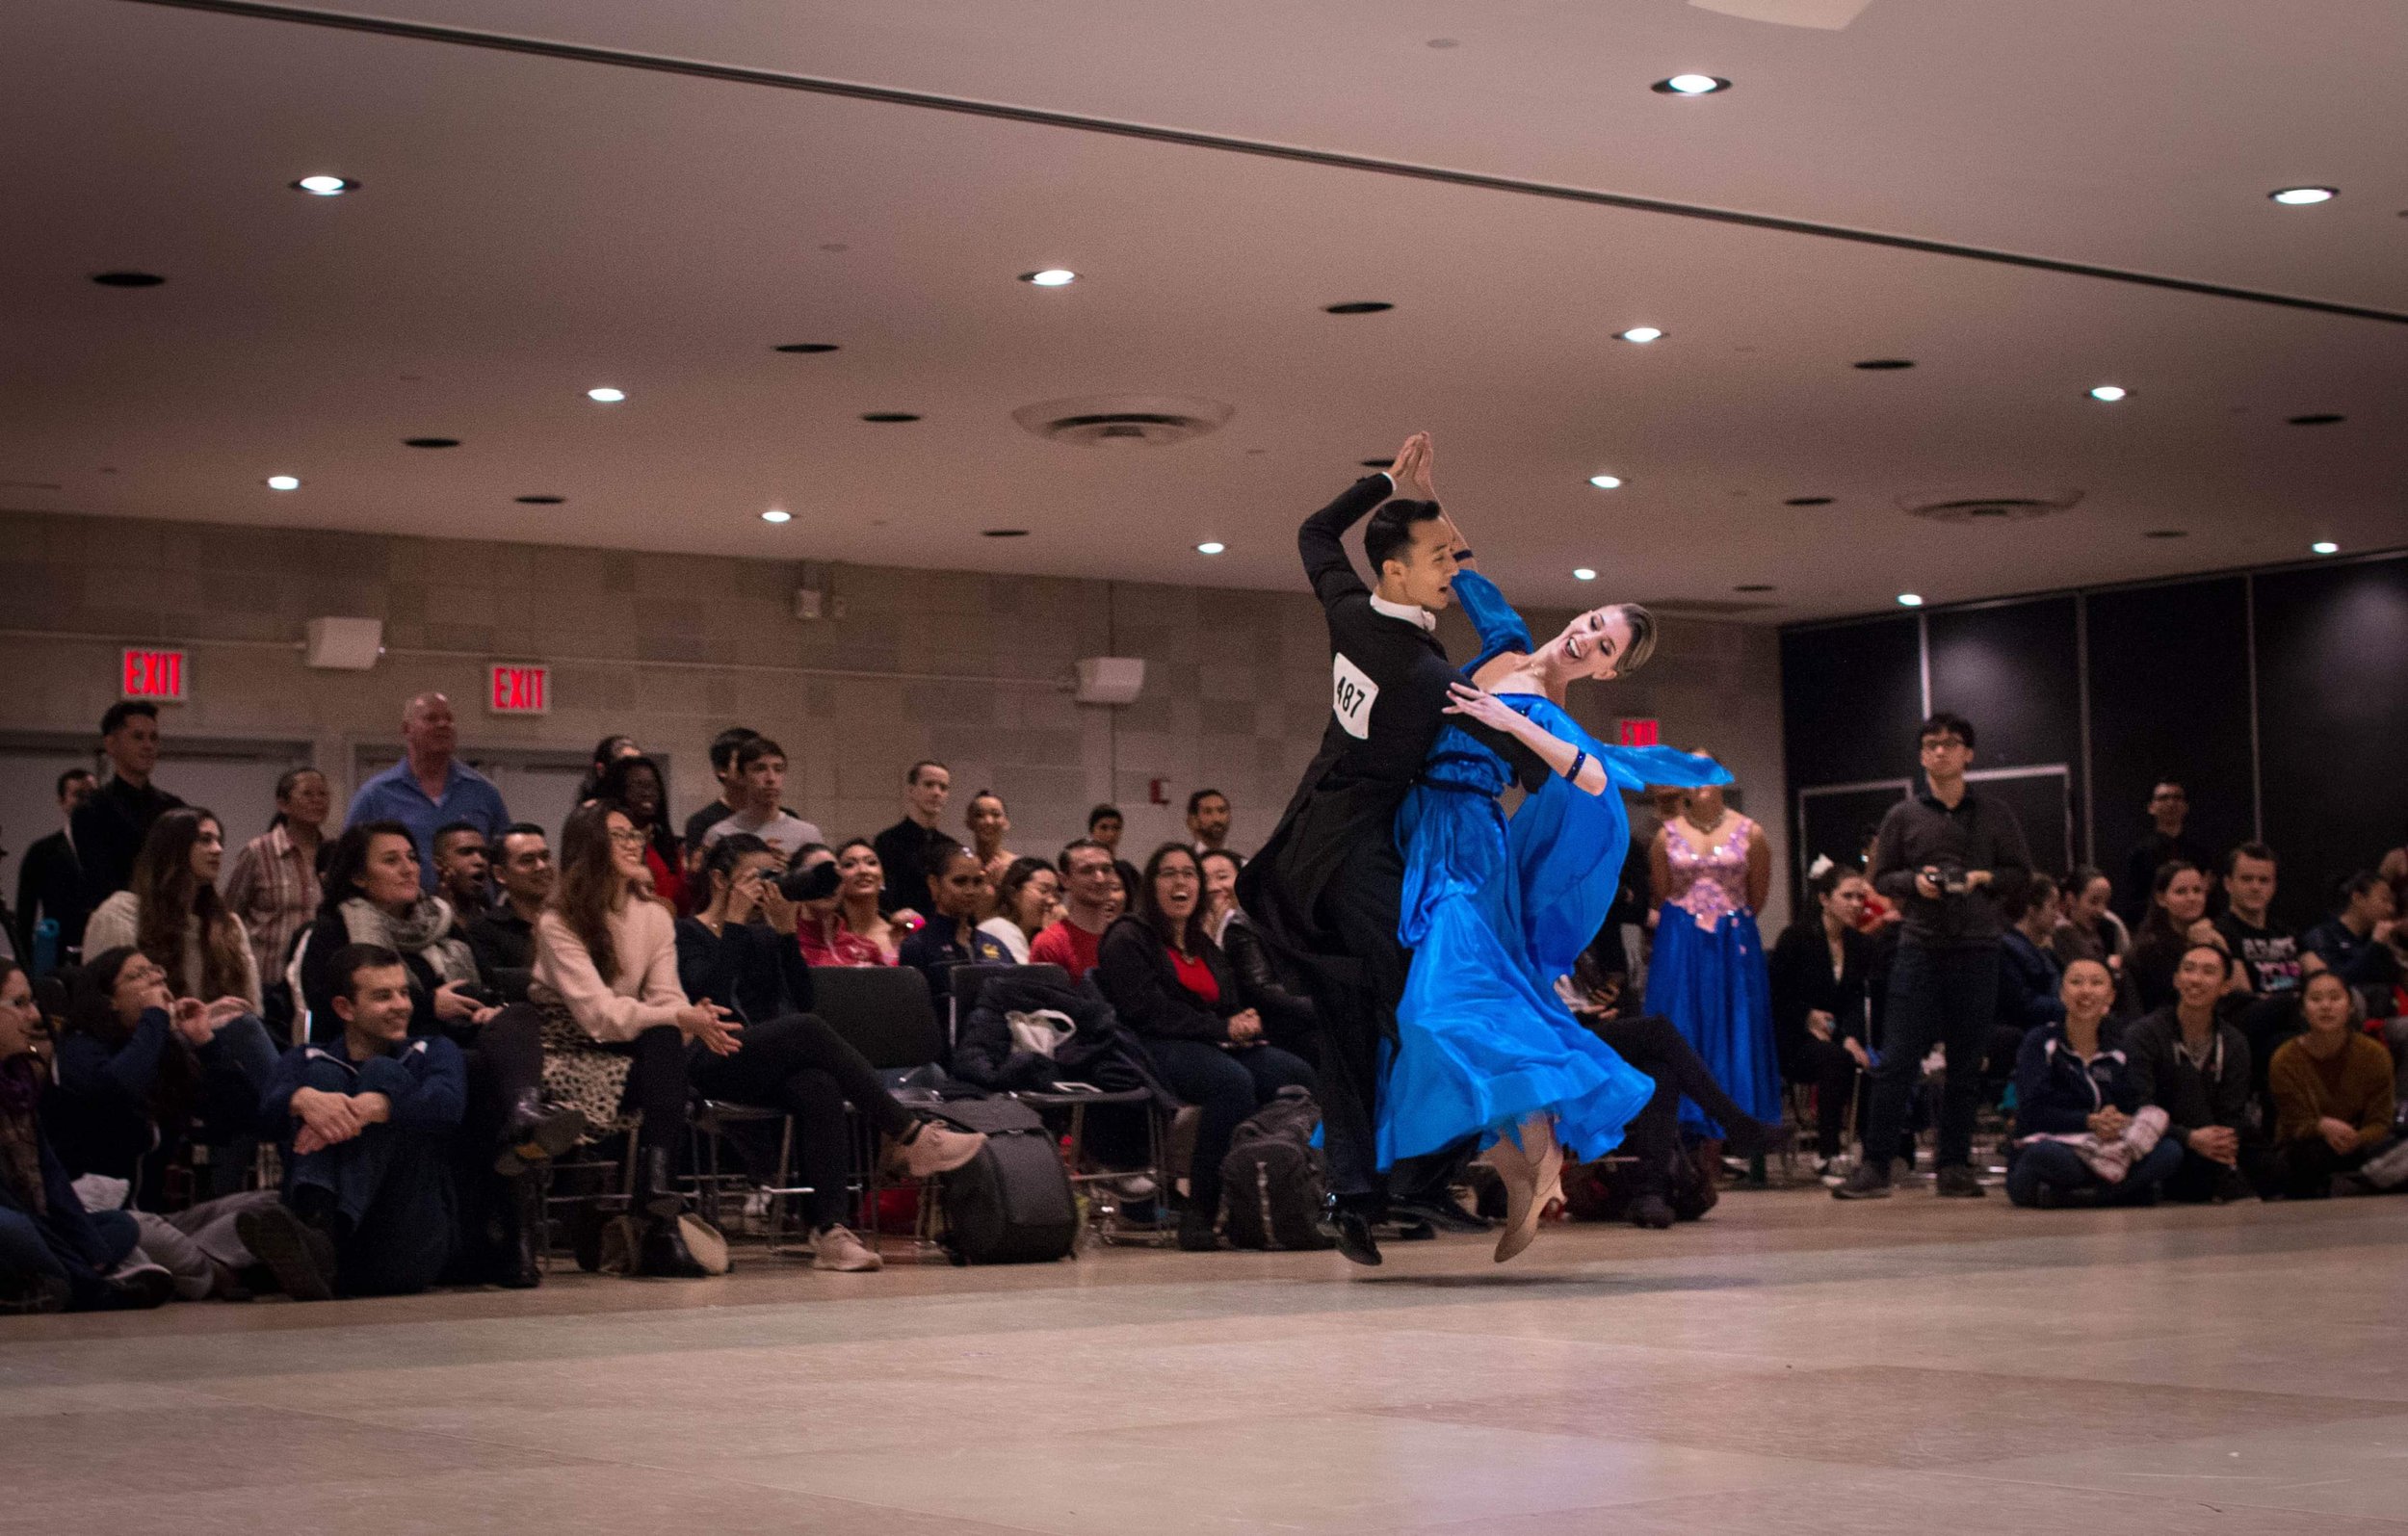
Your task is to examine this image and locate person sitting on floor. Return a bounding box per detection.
[2265,970,2401,1199]
[237,944,467,1301]
[2127,942,2257,1204]
[2005,957,2183,1208]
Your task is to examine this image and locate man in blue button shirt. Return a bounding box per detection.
[346,692,510,890]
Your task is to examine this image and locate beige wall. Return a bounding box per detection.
[0,508,1789,928]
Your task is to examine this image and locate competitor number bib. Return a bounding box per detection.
[1332,652,1378,739]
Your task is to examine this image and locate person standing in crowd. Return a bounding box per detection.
[574,735,640,804]
[676,834,987,1272]
[15,768,95,963]
[466,824,552,1002]
[2266,970,2398,1200]
[1768,860,1874,1180]
[2216,843,2300,1000]
[874,761,954,920]
[980,856,1059,964]
[1031,840,1121,983]
[82,808,261,1011]
[696,737,821,864]
[595,754,686,913]
[74,702,185,907]
[1187,789,1234,856]
[240,943,468,1302]
[346,692,510,888]
[222,768,330,1014]
[2004,958,2182,1209]
[681,726,760,855]
[797,840,907,966]
[1838,712,2032,1200]
[962,790,1018,890]
[429,823,491,938]
[2129,862,2231,1013]
[1096,845,1318,1252]
[0,957,174,1313]
[1646,779,1781,1155]
[895,842,1011,1004]
[2128,943,2256,1203]
[1087,804,1143,909]
[2120,779,2219,927]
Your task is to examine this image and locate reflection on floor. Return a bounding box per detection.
[7,1187,2408,1536]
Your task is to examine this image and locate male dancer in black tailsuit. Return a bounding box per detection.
[1240,433,1545,1264]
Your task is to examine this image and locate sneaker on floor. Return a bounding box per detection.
[1814,1157,1846,1188]
[811,1223,883,1272]
[104,1259,175,1311]
[1935,1164,1987,1198]
[235,1205,338,1301]
[896,1121,988,1179]
[1833,1163,1894,1200]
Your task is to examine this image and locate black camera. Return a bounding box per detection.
[778,857,842,903]
[1930,863,1973,898]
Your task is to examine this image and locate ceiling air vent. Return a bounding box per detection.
[1897,487,2082,525]
[1012,394,1234,449]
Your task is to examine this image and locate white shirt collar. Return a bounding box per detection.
[1368,593,1436,633]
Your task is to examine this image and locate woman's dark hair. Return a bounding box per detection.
[834,837,877,862]
[2068,864,2110,898]
[1805,859,1854,903]
[2000,871,2059,925]
[553,801,630,984]
[66,947,196,1122]
[1197,847,1243,884]
[993,856,1055,930]
[595,753,677,866]
[2301,967,2363,1025]
[2138,860,2206,948]
[1135,842,1209,956]
[315,820,418,924]
[267,766,327,829]
[575,735,638,801]
[701,831,775,900]
[128,808,249,1002]
[925,839,974,883]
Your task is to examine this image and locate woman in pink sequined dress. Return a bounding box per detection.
[1644,783,1782,1138]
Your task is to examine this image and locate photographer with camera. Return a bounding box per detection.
[1836,713,2033,1200]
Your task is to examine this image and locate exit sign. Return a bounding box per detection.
[486,663,550,715]
[121,648,188,702]
[1617,717,1660,747]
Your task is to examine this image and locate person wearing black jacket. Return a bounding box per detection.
[2006,958,2183,1208]
[1767,863,1875,1169]
[676,833,985,1271]
[2126,942,2256,1203]
[15,769,94,962]
[1102,845,1316,1251]
[1237,433,1541,1263]
[1200,848,1317,1061]
[73,703,185,910]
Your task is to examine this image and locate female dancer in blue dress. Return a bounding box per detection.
[1379,554,1731,1261]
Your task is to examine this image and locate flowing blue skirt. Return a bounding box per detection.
[1644,907,1783,1134]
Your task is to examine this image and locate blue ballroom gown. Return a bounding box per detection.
[1645,817,1784,1136]
[1375,570,1733,1168]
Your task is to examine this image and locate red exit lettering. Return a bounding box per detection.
[1617,717,1660,747]
[120,648,188,701]
[486,664,549,715]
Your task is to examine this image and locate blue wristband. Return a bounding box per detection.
[1567,750,1588,782]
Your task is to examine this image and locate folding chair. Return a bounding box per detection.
[811,965,951,1258]
[688,1101,813,1256]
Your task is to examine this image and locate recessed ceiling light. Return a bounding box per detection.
[2088,385,2129,402]
[1734,584,1776,593]
[1853,358,1915,371]
[1195,541,1226,556]
[761,508,791,524]
[402,436,459,448]
[1653,74,1730,95]
[1020,269,1077,287]
[587,386,625,403]
[1784,496,1834,507]
[1616,326,1664,344]
[1573,567,1598,582]
[2311,540,2340,555]
[1323,301,1394,315]
[774,343,840,353]
[514,495,564,505]
[1587,474,1623,489]
[1897,592,1924,608]
[2143,529,2187,539]
[264,475,301,491]
[2269,186,2337,205]
[291,175,357,195]
[91,271,165,287]
[981,529,1029,538]
[2287,413,2346,426]
[860,412,921,423]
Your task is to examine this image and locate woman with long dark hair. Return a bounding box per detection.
[83,808,259,1010]
[2129,861,2236,1013]
[1094,843,1317,1251]
[980,856,1060,964]
[1768,860,1875,1178]
[797,839,907,966]
[594,753,687,913]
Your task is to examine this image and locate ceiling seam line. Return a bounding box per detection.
[111,0,2408,326]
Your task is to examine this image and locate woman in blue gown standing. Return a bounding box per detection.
[1380,558,1730,1262]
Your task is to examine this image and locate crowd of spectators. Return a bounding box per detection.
[5,687,2404,1313]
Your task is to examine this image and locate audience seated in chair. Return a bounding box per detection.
[83,808,262,1012]
[2266,970,2400,1200]
[428,821,492,943]
[1768,861,1875,1177]
[796,841,907,966]
[2127,943,2257,1204]
[1199,847,1317,1062]
[2005,958,2183,1208]
[1030,840,1119,984]
[894,841,1011,1006]
[676,833,983,1272]
[466,823,552,1002]
[1092,844,1317,1252]
[980,857,1060,965]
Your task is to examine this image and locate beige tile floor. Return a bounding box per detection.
[7,1187,2408,1535]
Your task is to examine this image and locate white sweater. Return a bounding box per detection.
[531,900,687,1043]
[83,890,262,1009]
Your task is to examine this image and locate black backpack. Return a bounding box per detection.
[931,1096,1080,1264]
[1217,1087,1334,1251]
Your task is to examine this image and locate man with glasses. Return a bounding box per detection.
[2121,779,2219,927]
[1836,713,2032,1200]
